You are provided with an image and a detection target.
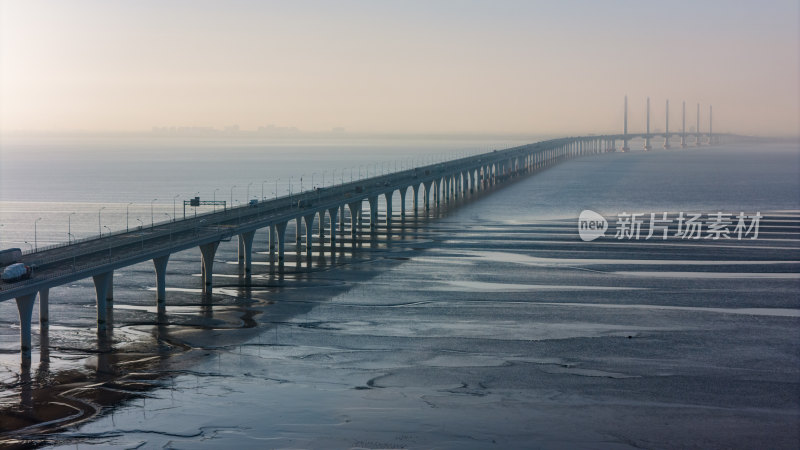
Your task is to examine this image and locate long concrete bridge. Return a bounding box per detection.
[1,106,726,358]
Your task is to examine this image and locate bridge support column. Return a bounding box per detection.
[238,234,245,265]
[368,196,378,233]
[153,255,169,306]
[15,294,36,358]
[399,189,406,221]
[423,182,432,210]
[328,207,339,253]
[295,219,302,245]
[92,271,113,330]
[199,241,220,293]
[269,225,276,268]
[385,192,393,228]
[241,231,255,275]
[106,271,114,302]
[339,205,346,238]
[449,176,454,201]
[348,201,362,245]
[412,185,419,215]
[39,288,49,326]
[275,222,288,271]
[317,211,326,258]
[303,214,315,265]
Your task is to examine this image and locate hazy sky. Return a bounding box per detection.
[1,0,798,136]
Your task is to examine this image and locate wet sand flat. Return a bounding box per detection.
[0,143,798,449]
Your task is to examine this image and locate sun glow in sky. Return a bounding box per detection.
[1,0,798,136]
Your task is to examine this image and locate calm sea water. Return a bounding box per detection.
[0,137,798,448]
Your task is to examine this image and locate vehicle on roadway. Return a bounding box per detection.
[2,263,32,283]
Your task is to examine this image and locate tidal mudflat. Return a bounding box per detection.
[1,143,798,448]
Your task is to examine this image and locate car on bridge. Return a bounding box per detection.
[2,263,32,283]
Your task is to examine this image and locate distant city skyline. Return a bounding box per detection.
[1,1,798,137]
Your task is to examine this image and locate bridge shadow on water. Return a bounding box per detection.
[0,178,523,446]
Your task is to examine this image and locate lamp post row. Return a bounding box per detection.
[21,156,430,250]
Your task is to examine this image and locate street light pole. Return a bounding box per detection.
[262,180,268,200]
[126,203,133,232]
[230,185,236,210]
[247,182,253,201]
[173,194,180,222]
[68,212,76,243]
[34,217,42,251]
[98,207,106,237]
[150,199,157,229]
[213,188,220,212]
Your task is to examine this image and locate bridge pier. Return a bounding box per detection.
[15,294,36,358]
[92,271,113,330]
[39,288,49,326]
[238,231,255,276]
[423,181,432,210]
[449,175,455,200]
[304,213,315,266]
[153,255,169,305]
[339,205,346,243]
[384,192,393,228]
[412,185,419,215]
[399,189,406,221]
[275,222,288,271]
[368,196,378,233]
[269,225,276,269]
[328,207,339,254]
[106,271,114,302]
[348,201,361,245]
[317,211,325,259]
[200,241,220,293]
